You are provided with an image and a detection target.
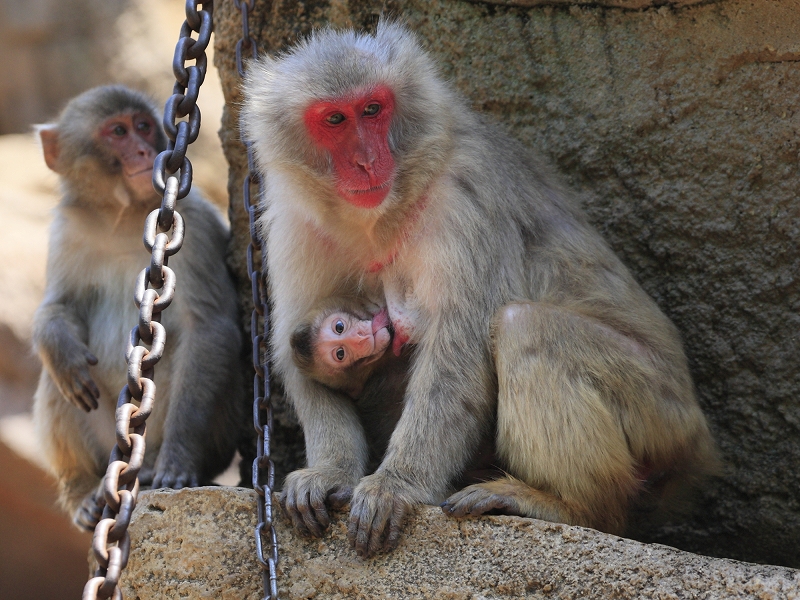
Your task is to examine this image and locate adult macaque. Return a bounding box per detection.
[242,23,717,557]
[32,85,244,529]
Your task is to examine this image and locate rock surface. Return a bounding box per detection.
[214,0,800,567]
[120,487,800,600]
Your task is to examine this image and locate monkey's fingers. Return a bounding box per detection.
[327,485,353,510]
[152,471,173,488]
[279,489,312,537]
[168,473,199,489]
[152,457,203,490]
[348,494,396,558]
[302,486,332,536]
[80,374,100,406]
[73,490,104,531]
[66,379,99,412]
[382,502,406,554]
[280,486,326,537]
[69,369,100,411]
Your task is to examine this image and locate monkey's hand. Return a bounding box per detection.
[280,467,354,538]
[50,347,100,412]
[348,471,419,558]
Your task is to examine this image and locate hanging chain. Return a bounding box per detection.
[234,1,279,598]
[82,2,212,598]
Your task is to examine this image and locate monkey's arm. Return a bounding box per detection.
[263,200,373,535]
[280,368,370,537]
[348,307,495,556]
[350,211,499,555]
[33,296,99,412]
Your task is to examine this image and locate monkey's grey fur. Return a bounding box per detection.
[242,22,717,557]
[32,85,244,529]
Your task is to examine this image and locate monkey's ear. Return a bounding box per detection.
[36,124,61,173]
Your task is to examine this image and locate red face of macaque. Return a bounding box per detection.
[303,86,396,208]
[96,111,159,201]
[315,308,392,372]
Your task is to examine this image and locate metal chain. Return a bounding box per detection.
[82,2,212,598]
[233,1,279,598]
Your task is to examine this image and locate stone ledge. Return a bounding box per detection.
[118,487,799,599]
[465,0,709,10]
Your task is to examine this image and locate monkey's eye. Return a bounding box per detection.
[326,113,345,125]
[334,319,345,334]
[363,103,380,116]
[136,121,151,133]
[334,347,346,361]
[113,125,127,136]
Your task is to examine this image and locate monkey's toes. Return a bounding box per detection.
[441,485,521,518]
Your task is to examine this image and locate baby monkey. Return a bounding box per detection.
[291,299,502,490]
[291,297,421,478]
[290,297,396,398]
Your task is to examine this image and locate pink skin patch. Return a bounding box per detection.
[96,112,159,197]
[316,311,392,372]
[303,86,396,209]
[391,328,410,357]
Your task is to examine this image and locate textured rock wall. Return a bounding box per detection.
[214,0,800,567]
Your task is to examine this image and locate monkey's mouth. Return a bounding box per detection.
[348,181,391,195]
[340,178,394,209]
[125,167,154,178]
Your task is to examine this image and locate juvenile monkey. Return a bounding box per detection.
[32,85,244,529]
[242,23,717,557]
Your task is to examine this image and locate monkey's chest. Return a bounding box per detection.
[83,263,179,396]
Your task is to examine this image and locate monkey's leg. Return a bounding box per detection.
[33,373,109,530]
[151,318,240,489]
[442,302,644,534]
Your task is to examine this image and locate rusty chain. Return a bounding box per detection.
[234,1,279,598]
[82,2,212,598]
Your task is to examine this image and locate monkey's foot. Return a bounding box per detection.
[281,467,355,539]
[348,471,421,559]
[441,478,575,525]
[151,452,201,489]
[73,490,105,531]
[152,468,200,490]
[441,480,525,518]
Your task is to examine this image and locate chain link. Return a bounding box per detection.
[82,2,213,598]
[233,2,279,597]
